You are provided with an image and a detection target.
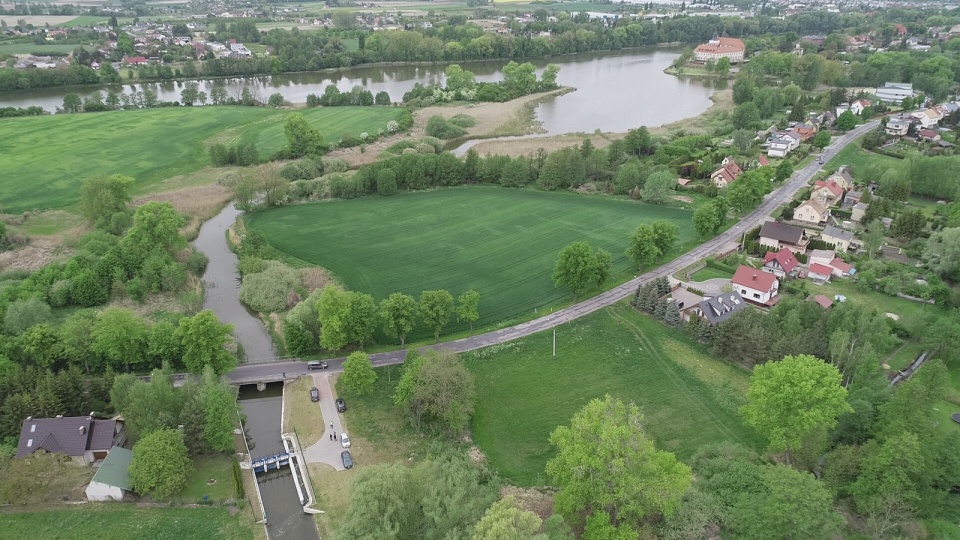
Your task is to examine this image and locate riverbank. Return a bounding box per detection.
[663,64,735,80]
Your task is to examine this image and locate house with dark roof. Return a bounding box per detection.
[763,248,799,278]
[759,221,808,251]
[669,287,706,322]
[827,166,855,190]
[822,225,855,252]
[17,415,125,465]
[697,291,748,325]
[85,446,133,501]
[732,265,780,306]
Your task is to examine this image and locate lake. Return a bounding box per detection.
[1,48,718,134]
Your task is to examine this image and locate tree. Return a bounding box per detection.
[129,428,191,499]
[553,242,600,301]
[121,202,185,258]
[419,290,455,342]
[849,432,925,536]
[651,220,680,255]
[693,200,724,238]
[781,84,802,106]
[284,113,326,158]
[546,395,692,531]
[400,349,475,435]
[739,355,852,463]
[345,292,378,347]
[811,130,831,150]
[732,102,761,129]
[91,308,147,372]
[380,293,418,346]
[199,366,238,453]
[862,220,885,258]
[626,224,660,270]
[774,160,793,182]
[341,351,377,396]
[456,290,481,333]
[623,126,653,156]
[732,129,755,153]
[4,297,53,336]
[445,64,477,92]
[731,464,843,540]
[642,170,675,204]
[714,57,730,75]
[79,174,134,225]
[471,496,543,540]
[175,310,236,375]
[891,208,925,239]
[923,227,960,280]
[62,93,82,113]
[317,285,351,351]
[787,100,806,122]
[836,110,857,131]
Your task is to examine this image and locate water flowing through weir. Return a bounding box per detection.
[195,207,319,540]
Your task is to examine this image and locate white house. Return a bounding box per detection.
[85,446,133,501]
[827,166,855,190]
[767,132,800,158]
[851,202,868,222]
[822,225,854,252]
[794,198,830,225]
[808,263,833,284]
[732,265,780,306]
[912,108,942,128]
[849,99,871,116]
[885,117,911,136]
[762,248,799,278]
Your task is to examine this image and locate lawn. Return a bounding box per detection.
[61,15,112,26]
[464,302,761,486]
[0,43,90,54]
[246,186,696,338]
[814,279,935,334]
[177,456,238,503]
[825,138,905,178]
[691,266,733,282]
[285,375,325,447]
[0,504,253,540]
[0,106,401,213]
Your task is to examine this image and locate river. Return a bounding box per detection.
[2,48,719,134]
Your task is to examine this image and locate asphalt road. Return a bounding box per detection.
[227,121,878,384]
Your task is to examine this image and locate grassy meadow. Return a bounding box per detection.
[246,186,696,337]
[0,43,91,55]
[0,505,253,540]
[0,106,402,213]
[464,303,761,486]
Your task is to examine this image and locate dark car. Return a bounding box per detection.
[341,450,353,469]
[307,361,329,371]
[310,387,320,402]
[336,398,346,412]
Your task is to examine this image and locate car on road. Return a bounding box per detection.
[341,450,353,469]
[307,361,329,370]
[310,387,319,402]
[336,398,346,412]
[340,433,351,448]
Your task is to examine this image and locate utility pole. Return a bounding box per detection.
[553,329,556,357]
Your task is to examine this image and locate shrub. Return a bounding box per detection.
[238,256,264,276]
[425,116,467,140]
[4,297,53,335]
[324,158,349,173]
[239,261,301,313]
[48,280,71,308]
[448,114,476,128]
[329,174,364,199]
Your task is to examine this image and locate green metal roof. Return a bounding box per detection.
[90,447,133,490]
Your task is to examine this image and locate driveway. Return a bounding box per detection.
[301,373,348,471]
[684,277,731,297]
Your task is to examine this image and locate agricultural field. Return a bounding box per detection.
[0,106,402,213]
[246,186,696,337]
[0,504,253,540]
[464,303,762,486]
[0,43,90,55]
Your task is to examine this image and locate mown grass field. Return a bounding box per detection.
[247,187,696,337]
[0,43,90,54]
[0,106,402,213]
[0,504,253,540]
[825,138,905,177]
[464,303,762,486]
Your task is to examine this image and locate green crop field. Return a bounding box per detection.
[0,106,402,213]
[246,187,696,337]
[464,303,761,486]
[0,504,253,540]
[0,43,90,54]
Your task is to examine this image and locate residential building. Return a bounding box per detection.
[918,129,941,142]
[813,180,844,206]
[794,198,830,225]
[693,37,745,63]
[850,99,871,116]
[697,291,748,325]
[808,249,835,267]
[710,158,743,188]
[669,288,706,322]
[732,265,780,306]
[767,131,800,158]
[851,202,868,222]
[885,117,912,136]
[842,189,862,209]
[808,263,833,283]
[875,82,913,104]
[17,415,125,465]
[828,257,853,277]
[827,166,855,190]
[759,221,808,251]
[912,108,942,129]
[822,225,854,252]
[85,447,133,501]
[762,248,799,278]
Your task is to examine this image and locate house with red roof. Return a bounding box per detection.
[813,180,844,206]
[762,248,799,278]
[808,263,833,283]
[694,37,745,63]
[810,294,833,309]
[758,155,770,167]
[732,265,780,306]
[893,23,908,36]
[710,158,743,188]
[828,257,853,278]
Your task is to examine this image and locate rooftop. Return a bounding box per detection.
[90,446,133,490]
[698,291,748,325]
[17,416,119,459]
[823,225,854,241]
[759,221,804,244]
[732,265,778,291]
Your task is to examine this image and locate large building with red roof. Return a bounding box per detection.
[732,264,780,306]
[694,37,745,63]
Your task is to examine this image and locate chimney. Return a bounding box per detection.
[79,426,86,436]
[752,274,757,281]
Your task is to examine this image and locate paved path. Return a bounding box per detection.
[301,373,347,470]
[683,277,731,297]
[228,121,879,383]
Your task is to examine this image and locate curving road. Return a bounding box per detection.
[228,121,878,383]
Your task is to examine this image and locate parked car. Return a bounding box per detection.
[307,361,329,370]
[341,450,353,469]
[336,398,346,412]
[340,433,351,448]
[310,387,319,402]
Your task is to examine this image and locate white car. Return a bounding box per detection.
[340,433,351,448]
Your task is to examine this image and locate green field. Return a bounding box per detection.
[825,138,905,177]
[0,106,402,213]
[0,504,253,540]
[0,43,90,54]
[246,187,695,336]
[464,303,761,486]
[691,266,733,282]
